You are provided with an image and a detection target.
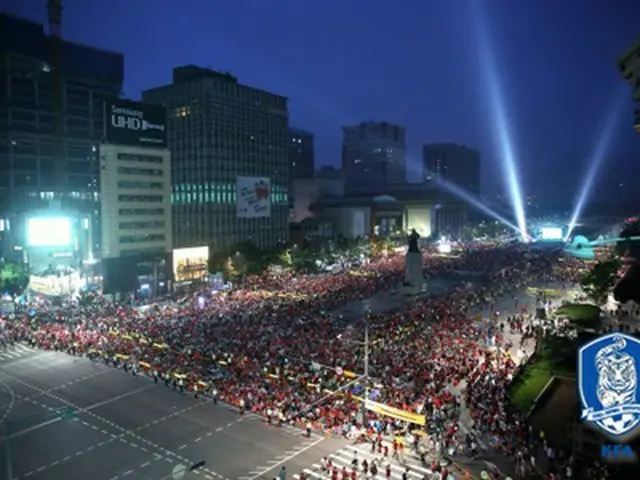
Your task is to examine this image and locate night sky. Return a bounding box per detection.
[5,0,640,203]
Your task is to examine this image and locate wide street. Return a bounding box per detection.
[0,349,344,480]
[0,275,572,480]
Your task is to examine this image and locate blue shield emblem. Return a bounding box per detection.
[579,333,640,439]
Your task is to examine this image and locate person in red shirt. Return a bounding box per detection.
[331,467,338,480]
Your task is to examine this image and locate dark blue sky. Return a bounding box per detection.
[6,0,640,201]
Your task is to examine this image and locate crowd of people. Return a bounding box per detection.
[0,244,604,479]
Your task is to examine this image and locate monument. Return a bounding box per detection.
[404,229,423,294]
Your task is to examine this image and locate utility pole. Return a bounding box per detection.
[361,319,369,426]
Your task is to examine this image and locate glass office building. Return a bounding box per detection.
[143,66,290,251]
[0,14,124,251]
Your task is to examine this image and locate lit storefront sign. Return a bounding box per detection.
[173,246,209,282]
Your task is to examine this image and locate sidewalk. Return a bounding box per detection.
[448,281,575,479]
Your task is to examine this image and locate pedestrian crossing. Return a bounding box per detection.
[293,440,437,480]
[0,343,37,361]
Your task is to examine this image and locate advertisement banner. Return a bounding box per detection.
[236,176,271,218]
[104,98,167,148]
[173,246,209,282]
[364,399,426,426]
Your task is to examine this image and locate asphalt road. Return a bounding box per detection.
[0,275,572,480]
[0,349,344,480]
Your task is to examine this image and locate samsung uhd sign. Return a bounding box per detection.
[104,98,167,148]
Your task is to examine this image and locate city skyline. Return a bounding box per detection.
[4,0,640,201]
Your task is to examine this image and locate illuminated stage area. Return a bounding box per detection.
[537,226,564,242]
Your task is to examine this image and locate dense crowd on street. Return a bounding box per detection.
[0,244,611,479]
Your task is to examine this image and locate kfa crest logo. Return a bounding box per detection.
[579,333,640,439]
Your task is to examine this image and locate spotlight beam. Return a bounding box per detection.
[565,94,627,241]
[472,6,528,241]
[432,175,520,233]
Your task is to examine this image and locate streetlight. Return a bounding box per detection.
[337,315,381,427]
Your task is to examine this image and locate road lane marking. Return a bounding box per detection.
[2,367,226,480]
[1,415,67,440]
[85,385,153,411]
[246,436,325,480]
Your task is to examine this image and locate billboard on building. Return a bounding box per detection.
[236,176,271,218]
[28,218,71,247]
[104,98,167,148]
[173,246,209,282]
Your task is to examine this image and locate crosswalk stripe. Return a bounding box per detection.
[350,444,432,476]
[292,441,434,480]
[0,344,36,360]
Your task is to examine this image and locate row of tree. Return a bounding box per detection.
[580,218,640,306]
[0,261,28,296]
[207,237,397,280]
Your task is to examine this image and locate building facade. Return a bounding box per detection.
[423,143,481,195]
[289,127,314,180]
[142,65,290,251]
[617,38,640,132]
[99,144,172,259]
[98,98,172,296]
[0,14,124,256]
[341,121,407,193]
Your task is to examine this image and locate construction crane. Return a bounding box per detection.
[47,0,66,193]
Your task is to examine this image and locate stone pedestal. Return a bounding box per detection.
[404,251,423,294]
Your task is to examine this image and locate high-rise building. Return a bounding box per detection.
[341,121,407,193]
[617,38,640,132]
[0,13,123,257]
[99,98,173,295]
[143,65,290,251]
[289,128,314,180]
[423,143,481,195]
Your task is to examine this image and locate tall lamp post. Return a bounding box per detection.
[338,312,375,427]
[362,319,370,425]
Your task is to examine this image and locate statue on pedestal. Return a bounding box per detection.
[407,229,421,253]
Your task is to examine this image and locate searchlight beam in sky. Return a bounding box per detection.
[472,6,528,241]
[565,94,627,241]
[433,175,520,233]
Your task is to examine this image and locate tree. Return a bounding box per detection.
[370,237,393,259]
[614,263,640,304]
[278,249,293,268]
[208,247,230,274]
[223,256,238,279]
[615,218,640,261]
[614,218,640,304]
[0,261,29,296]
[580,257,621,306]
